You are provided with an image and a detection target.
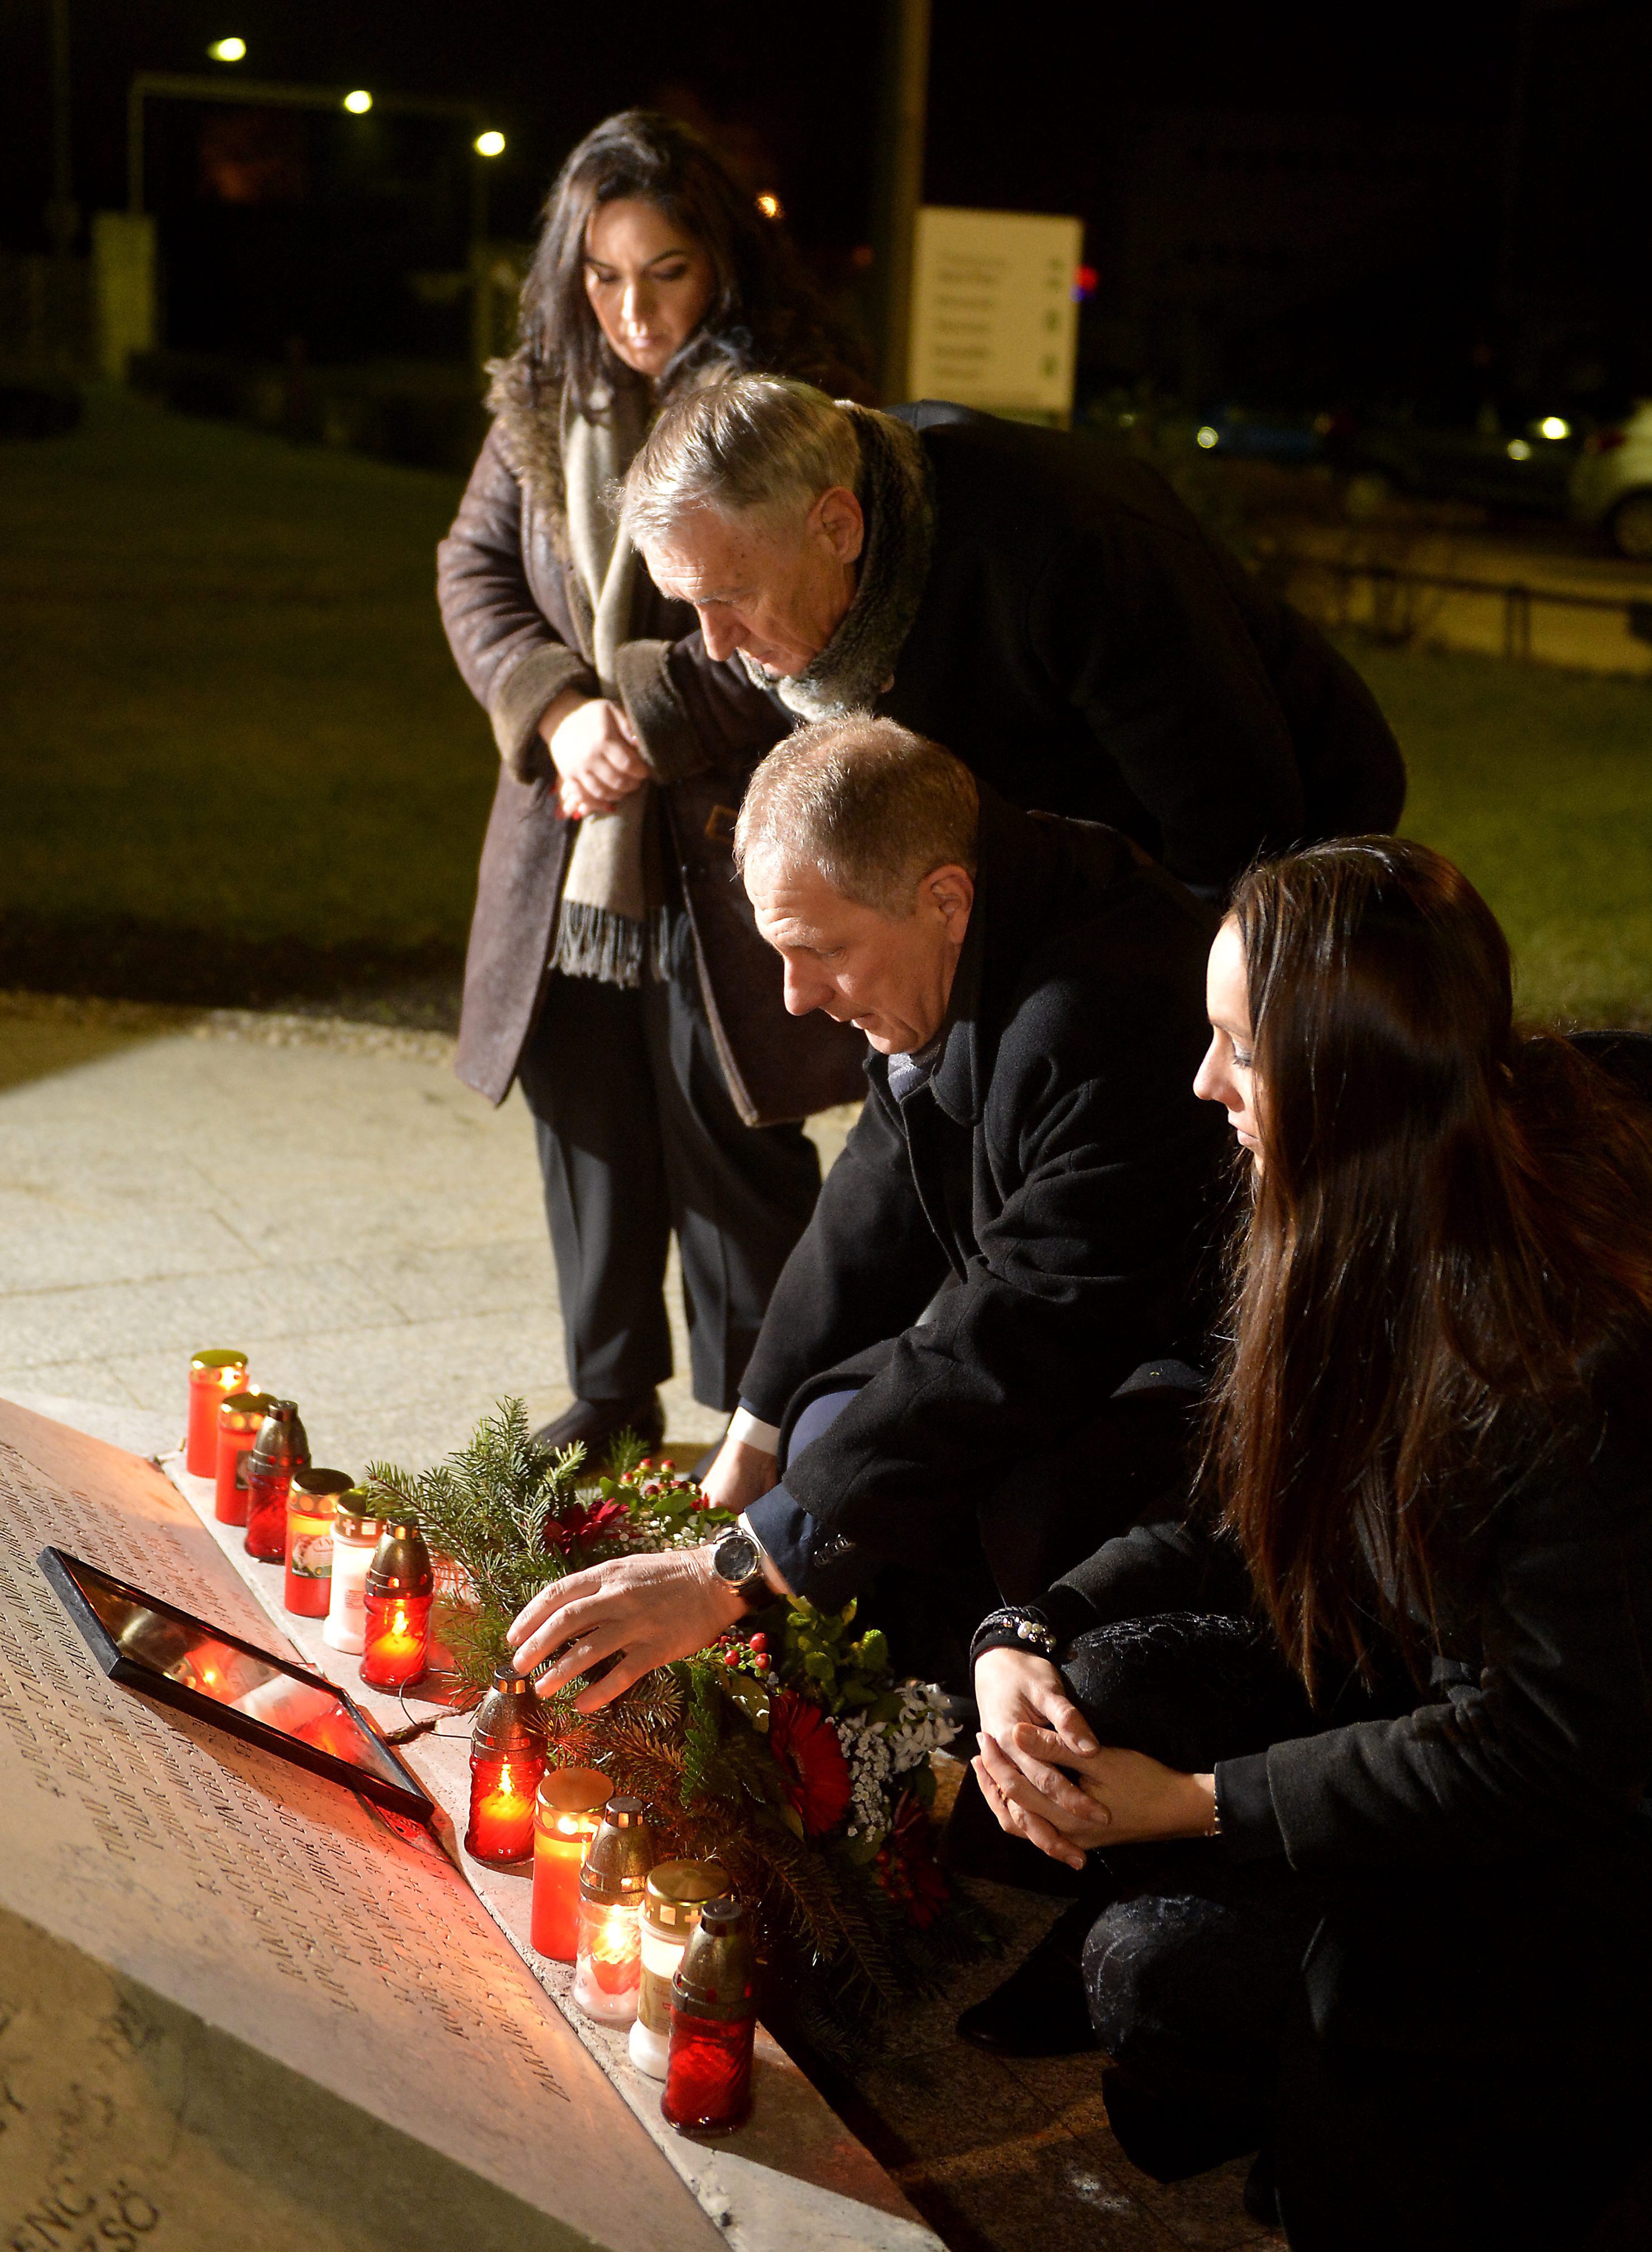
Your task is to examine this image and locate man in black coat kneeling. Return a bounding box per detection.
[507,718,1227,1707]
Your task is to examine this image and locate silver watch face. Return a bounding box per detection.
[713,1529,761,1587]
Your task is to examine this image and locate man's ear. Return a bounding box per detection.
[812,485,865,567]
[921,865,975,934]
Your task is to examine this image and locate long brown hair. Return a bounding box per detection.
[500,109,869,422]
[1208,837,1652,1693]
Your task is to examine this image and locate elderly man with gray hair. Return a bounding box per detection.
[508,716,1227,1794]
[605,376,1405,900]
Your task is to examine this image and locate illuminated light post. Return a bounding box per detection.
[474,130,505,158]
[755,193,782,220]
[208,38,247,63]
[343,90,373,115]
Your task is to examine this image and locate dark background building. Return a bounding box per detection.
[1,0,1645,417]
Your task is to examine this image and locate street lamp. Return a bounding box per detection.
[208,37,246,62]
[474,130,505,157]
[343,89,373,114]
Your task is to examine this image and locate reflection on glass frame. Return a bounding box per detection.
[39,1545,435,1825]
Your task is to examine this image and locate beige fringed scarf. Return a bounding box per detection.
[549,386,666,987]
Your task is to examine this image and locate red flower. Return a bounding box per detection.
[878,1788,950,1928]
[767,1690,853,1837]
[544,1497,630,1558]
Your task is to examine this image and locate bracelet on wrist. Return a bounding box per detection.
[970,1605,1061,1670]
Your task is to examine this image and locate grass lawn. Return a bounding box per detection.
[2,385,1650,1026]
[0,384,490,1016]
[1350,642,1652,1027]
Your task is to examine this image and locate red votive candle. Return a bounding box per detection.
[662,1896,757,2136]
[243,1400,311,1563]
[531,1767,609,1962]
[187,1349,248,1475]
[283,1467,350,1617]
[464,1667,549,1867]
[213,1390,277,1526]
[573,1797,654,2027]
[359,1517,434,1691]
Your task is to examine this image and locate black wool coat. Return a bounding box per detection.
[1039,1332,1652,2059]
[739,788,1230,1580]
[648,404,1407,893]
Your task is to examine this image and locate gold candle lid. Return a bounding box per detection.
[219,1389,277,1428]
[644,1859,730,1929]
[293,1468,353,1501]
[536,1764,609,1818]
[191,1348,249,1375]
[334,1486,380,1534]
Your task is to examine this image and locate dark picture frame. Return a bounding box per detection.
[39,1545,436,1825]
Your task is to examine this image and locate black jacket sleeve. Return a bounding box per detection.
[1265,1431,1652,1870]
[1041,1517,1256,1647]
[774,986,1223,1570]
[737,1081,951,1426]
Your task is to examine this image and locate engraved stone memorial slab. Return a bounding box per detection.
[0,1399,723,2252]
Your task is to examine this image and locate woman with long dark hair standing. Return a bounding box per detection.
[969,839,1652,2246]
[438,112,868,1458]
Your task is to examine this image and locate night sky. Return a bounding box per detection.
[3,1,1641,408]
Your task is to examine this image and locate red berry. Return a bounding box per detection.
[754,1653,772,1674]
[660,1457,676,1471]
[723,1650,739,1667]
[749,1633,767,1652]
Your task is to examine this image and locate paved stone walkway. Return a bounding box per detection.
[0,993,854,1476]
[0,991,1279,2252]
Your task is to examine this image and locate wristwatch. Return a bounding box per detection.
[710,1526,770,1609]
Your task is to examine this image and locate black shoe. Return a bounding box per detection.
[1102,2066,1265,2184]
[532,1393,664,1465]
[956,1899,1101,2056]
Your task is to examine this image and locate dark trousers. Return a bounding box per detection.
[1063,1616,1652,2250]
[778,1364,1203,1691]
[514,920,821,1410]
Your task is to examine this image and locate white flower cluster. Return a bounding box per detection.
[835,1685,960,1841]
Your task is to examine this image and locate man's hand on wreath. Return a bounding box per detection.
[506,1547,747,1712]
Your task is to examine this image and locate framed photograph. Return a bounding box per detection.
[40,1545,436,1825]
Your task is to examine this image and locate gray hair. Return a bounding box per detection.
[734,717,979,918]
[621,375,860,545]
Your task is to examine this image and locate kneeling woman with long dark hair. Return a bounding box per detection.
[971,838,1652,2249]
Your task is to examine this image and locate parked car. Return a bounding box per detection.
[1349,409,1578,516]
[1570,401,1652,558]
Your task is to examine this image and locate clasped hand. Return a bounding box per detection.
[972,1650,1215,1870]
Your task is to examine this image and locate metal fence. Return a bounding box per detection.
[1293,554,1652,664]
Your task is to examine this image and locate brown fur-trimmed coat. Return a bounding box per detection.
[436,365,862,1119]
